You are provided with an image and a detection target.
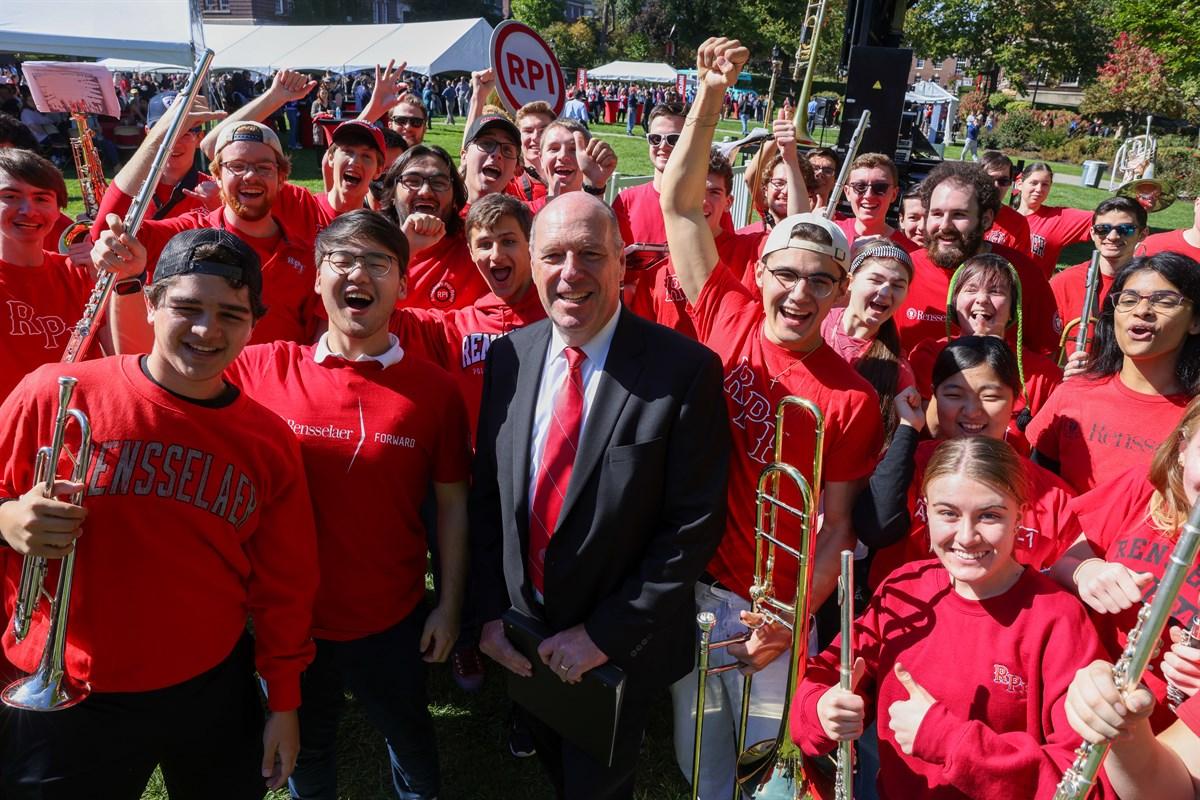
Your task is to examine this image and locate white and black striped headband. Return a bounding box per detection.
[849,242,913,276]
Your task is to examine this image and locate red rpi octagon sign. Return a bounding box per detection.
[490,20,566,116]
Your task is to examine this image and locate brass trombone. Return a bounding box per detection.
[3,376,92,711]
[692,396,826,800]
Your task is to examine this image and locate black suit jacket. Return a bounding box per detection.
[469,308,730,686]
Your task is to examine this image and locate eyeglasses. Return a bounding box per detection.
[322,250,397,278]
[221,160,278,177]
[390,115,426,127]
[767,267,837,298]
[471,138,519,160]
[647,133,680,148]
[398,172,453,193]
[767,178,788,190]
[1112,290,1192,313]
[1093,222,1139,238]
[847,181,892,197]
[811,165,837,176]
[992,177,1013,188]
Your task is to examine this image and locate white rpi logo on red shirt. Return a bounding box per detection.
[723,359,774,464]
[993,663,1027,696]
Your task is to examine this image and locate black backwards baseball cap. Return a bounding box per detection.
[464,113,520,147]
[154,228,263,299]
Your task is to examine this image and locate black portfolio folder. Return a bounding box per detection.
[502,609,627,767]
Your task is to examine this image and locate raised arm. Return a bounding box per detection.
[110,95,225,197]
[661,37,749,305]
[461,68,495,151]
[775,114,811,215]
[199,69,316,160]
[355,60,409,124]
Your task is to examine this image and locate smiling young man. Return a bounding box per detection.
[660,37,883,800]
[525,120,617,214]
[894,161,1059,357]
[387,93,428,148]
[93,115,322,346]
[0,228,318,798]
[611,102,686,247]
[0,149,97,400]
[224,210,470,800]
[834,153,918,251]
[461,114,522,206]
[507,101,555,204]
[1052,196,1148,359]
[979,151,1032,255]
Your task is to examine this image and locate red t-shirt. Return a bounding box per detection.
[389,286,547,437]
[0,356,318,710]
[272,182,339,245]
[983,204,1033,256]
[611,180,665,247]
[95,187,324,346]
[868,439,1079,588]
[793,561,1105,800]
[227,341,471,641]
[404,231,489,312]
[1137,229,1200,262]
[1049,260,1116,349]
[833,220,920,254]
[690,265,884,598]
[87,171,216,242]
[1025,374,1192,493]
[1073,467,1198,731]
[507,170,548,204]
[1025,205,1093,279]
[0,253,95,401]
[819,307,916,392]
[895,244,1058,357]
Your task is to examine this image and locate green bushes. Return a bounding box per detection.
[1038,136,1118,164]
[1155,147,1200,198]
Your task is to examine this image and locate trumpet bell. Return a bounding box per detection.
[2,665,90,711]
[57,219,94,255]
[1115,178,1176,213]
[736,738,838,800]
[716,128,774,162]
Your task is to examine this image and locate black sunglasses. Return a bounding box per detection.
[847,181,892,196]
[390,115,426,127]
[647,133,680,147]
[1093,222,1139,238]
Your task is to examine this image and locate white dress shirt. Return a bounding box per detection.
[527,308,621,508]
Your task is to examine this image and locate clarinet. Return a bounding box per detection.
[1166,617,1200,711]
[1054,497,1200,800]
[835,549,855,800]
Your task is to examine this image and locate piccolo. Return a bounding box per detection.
[835,549,855,800]
[1053,497,1200,800]
[1074,251,1102,356]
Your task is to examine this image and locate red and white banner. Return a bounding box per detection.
[576,68,587,92]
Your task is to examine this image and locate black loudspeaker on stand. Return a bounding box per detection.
[837,46,913,159]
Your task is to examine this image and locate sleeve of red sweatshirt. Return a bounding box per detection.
[244,427,319,712]
[908,601,1108,799]
[88,183,198,273]
[791,599,884,757]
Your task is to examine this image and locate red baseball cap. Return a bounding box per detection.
[332,119,386,159]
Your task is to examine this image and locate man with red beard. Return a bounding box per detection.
[525,120,617,214]
[894,161,1058,356]
[92,112,322,346]
[833,152,919,251]
[198,67,403,244]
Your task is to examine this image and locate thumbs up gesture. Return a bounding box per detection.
[816,656,868,741]
[576,131,617,189]
[888,662,937,755]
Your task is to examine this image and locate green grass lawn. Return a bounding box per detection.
[69,119,1181,798]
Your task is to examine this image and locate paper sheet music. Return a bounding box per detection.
[20,62,121,118]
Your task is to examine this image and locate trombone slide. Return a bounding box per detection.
[835,550,855,800]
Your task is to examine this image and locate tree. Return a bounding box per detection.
[904,0,1109,94]
[1106,0,1200,111]
[511,0,565,31]
[1079,32,1188,124]
[543,20,598,70]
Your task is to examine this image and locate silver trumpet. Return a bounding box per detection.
[4,376,93,711]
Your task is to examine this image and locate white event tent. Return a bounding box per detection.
[2,1,493,76]
[587,60,678,84]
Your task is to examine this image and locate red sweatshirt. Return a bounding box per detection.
[984,204,1033,256]
[0,356,318,710]
[404,231,489,312]
[792,560,1108,799]
[389,286,546,437]
[0,252,95,402]
[227,341,470,641]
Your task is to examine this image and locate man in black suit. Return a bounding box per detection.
[471,191,730,799]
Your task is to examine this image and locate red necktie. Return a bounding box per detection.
[528,346,587,594]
